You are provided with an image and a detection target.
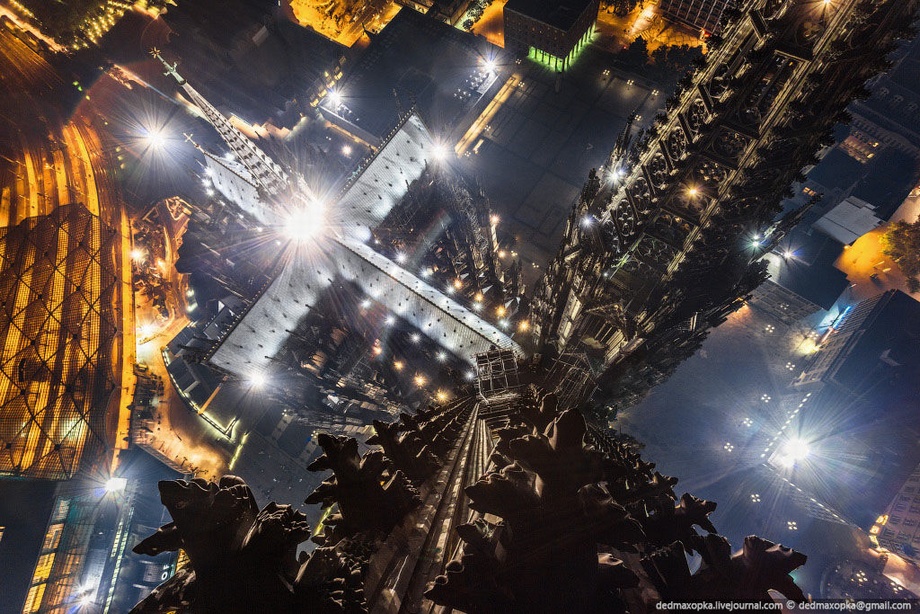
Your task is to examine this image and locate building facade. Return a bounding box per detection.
[793,290,920,392]
[19,451,181,613]
[129,363,811,612]
[531,0,920,384]
[873,463,920,562]
[504,0,600,71]
[749,249,849,325]
[153,55,521,381]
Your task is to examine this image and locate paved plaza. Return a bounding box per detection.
[457,44,664,283]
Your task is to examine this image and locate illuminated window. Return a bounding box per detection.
[22,583,46,613]
[31,552,55,584]
[52,499,70,522]
[41,524,63,551]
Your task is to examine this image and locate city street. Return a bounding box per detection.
[470,0,507,47]
[614,302,910,596]
[132,197,230,479]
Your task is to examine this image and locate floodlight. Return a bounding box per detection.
[105,477,127,492]
[431,143,449,161]
[284,201,326,242]
[777,438,810,468]
[143,128,165,149]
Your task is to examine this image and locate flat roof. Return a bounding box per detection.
[327,8,503,138]
[812,196,881,245]
[763,251,848,310]
[505,0,596,30]
[832,290,920,392]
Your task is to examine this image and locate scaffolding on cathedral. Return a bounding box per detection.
[544,351,598,411]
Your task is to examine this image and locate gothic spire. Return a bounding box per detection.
[150,49,289,197]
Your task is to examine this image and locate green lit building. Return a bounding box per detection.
[503,0,599,71]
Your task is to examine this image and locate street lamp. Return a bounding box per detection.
[327,89,343,109]
[431,143,450,162]
[105,477,127,492]
[776,438,810,468]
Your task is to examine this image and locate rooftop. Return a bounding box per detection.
[812,196,882,245]
[504,0,596,30]
[830,290,920,394]
[327,7,503,138]
[763,248,849,311]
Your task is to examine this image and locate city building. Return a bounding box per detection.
[17,0,170,48]
[129,359,811,612]
[794,290,920,394]
[873,462,920,563]
[766,291,920,528]
[396,0,469,25]
[812,196,882,246]
[530,0,919,393]
[503,0,599,71]
[849,31,920,164]
[749,233,850,325]
[319,7,505,142]
[151,52,521,382]
[659,0,735,36]
[17,450,181,614]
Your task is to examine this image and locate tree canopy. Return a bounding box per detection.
[882,216,920,293]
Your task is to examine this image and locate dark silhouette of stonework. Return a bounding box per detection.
[425,390,806,612]
[305,433,421,540]
[130,476,364,613]
[132,387,806,613]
